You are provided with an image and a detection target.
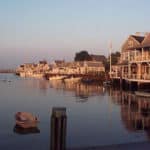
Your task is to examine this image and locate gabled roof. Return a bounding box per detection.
[131,35,144,43]
[141,33,150,47]
[90,54,106,62]
[85,61,104,67]
[122,35,141,51]
[121,33,150,51]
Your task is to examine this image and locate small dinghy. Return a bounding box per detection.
[15,112,39,129]
[14,125,40,134]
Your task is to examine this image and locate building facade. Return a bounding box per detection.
[111,32,150,82]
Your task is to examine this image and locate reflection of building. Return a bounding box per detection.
[110,89,150,139]
[51,107,67,150]
[23,78,49,92]
[49,80,105,100]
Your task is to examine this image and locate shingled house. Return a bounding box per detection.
[111,32,150,81]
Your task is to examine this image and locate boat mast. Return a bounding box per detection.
[109,41,112,78]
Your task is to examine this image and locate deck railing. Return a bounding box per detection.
[130,54,150,62]
[111,73,150,81]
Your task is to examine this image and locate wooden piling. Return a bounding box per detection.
[51,107,67,150]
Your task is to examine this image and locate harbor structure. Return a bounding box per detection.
[51,107,67,150]
[16,60,105,78]
[50,61,105,75]
[111,32,150,90]
[16,61,50,77]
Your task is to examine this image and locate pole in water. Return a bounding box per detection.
[109,41,112,78]
[51,107,67,150]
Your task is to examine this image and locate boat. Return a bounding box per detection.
[63,76,81,83]
[49,75,66,81]
[103,81,112,86]
[135,91,150,98]
[32,73,43,78]
[19,72,26,77]
[14,125,40,134]
[15,112,39,129]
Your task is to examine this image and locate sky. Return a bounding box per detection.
[0,0,150,68]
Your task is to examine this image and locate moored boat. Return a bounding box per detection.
[19,72,26,77]
[49,75,66,81]
[103,81,112,86]
[14,125,40,134]
[15,112,39,129]
[32,73,43,78]
[63,76,81,83]
[135,91,150,98]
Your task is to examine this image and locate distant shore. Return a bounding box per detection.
[0,69,15,73]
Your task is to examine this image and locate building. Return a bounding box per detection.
[49,61,105,75]
[16,60,50,77]
[111,32,150,84]
[90,54,107,63]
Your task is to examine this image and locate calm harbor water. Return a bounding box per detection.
[0,74,150,149]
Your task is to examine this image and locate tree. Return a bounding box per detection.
[104,51,121,72]
[74,51,92,61]
[111,51,121,65]
[108,51,120,65]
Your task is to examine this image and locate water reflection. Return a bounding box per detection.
[22,78,50,95]
[17,78,105,100]
[3,74,150,148]
[13,125,40,135]
[49,80,105,101]
[110,88,150,139]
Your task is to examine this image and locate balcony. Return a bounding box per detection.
[122,51,150,63]
[111,73,150,82]
[127,74,150,81]
[130,53,150,62]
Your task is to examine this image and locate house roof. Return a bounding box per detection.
[85,61,104,67]
[90,54,106,62]
[131,35,144,43]
[141,33,150,47]
[122,33,150,51]
[39,60,47,64]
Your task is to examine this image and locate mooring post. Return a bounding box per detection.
[51,107,67,150]
[137,82,140,91]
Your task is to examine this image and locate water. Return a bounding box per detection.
[0,74,150,149]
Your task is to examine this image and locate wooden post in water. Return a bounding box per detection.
[51,107,67,150]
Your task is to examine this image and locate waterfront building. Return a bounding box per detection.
[16,59,105,78]
[16,61,50,77]
[49,61,105,75]
[111,32,150,87]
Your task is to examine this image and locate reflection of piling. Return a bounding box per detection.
[51,107,67,150]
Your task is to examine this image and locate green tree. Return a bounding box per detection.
[74,51,92,61]
[105,51,121,72]
[109,51,120,65]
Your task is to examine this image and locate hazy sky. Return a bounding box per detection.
[0,0,150,68]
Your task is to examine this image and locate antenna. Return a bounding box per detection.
[109,41,112,78]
